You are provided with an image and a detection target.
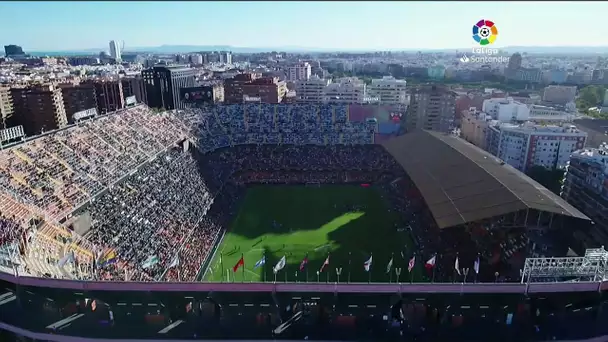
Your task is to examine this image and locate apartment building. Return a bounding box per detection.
[562,145,608,246]
[528,105,576,122]
[294,76,330,103]
[542,85,577,105]
[482,97,530,122]
[224,73,287,104]
[0,86,14,129]
[287,62,311,82]
[58,82,98,123]
[491,122,586,172]
[460,108,496,150]
[85,79,125,114]
[9,84,68,136]
[121,76,147,105]
[406,85,456,133]
[323,77,366,104]
[366,76,408,105]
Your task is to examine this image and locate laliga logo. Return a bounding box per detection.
[460,54,470,63]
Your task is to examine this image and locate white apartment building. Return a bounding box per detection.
[494,122,587,172]
[542,85,577,105]
[323,77,366,104]
[482,97,530,121]
[366,76,408,105]
[287,63,312,82]
[295,76,330,103]
[109,40,121,61]
[528,105,576,122]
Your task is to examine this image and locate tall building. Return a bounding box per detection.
[366,76,408,105]
[109,40,121,61]
[0,86,14,129]
[87,79,125,114]
[287,63,312,82]
[562,145,608,246]
[4,45,24,57]
[491,122,586,172]
[323,77,366,104]
[406,85,456,133]
[507,53,522,70]
[142,66,196,110]
[9,84,68,136]
[542,85,577,105]
[219,51,232,64]
[58,82,98,123]
[295,76,330,103]
[121,76,147,105]
[189,54,203,65]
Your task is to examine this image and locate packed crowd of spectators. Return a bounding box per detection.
[175,104,378,153]
[87,148,215,281]
[0,103,420,283]
[0,105,187,221]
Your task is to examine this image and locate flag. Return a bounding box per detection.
[273,255,286,273]
[233,256,244,272]
[299,255,308,271]
[363,255,373,272]
[254,255,266,270]
[169,256,180,269]
[455,256,461,275]
[474,256,480,274]
[141,255,159,269]
[408,256,416,273]
[319,255,330,272]
[386,257,393,274]
[425,255,436,270]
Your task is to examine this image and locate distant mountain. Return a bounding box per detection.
[499,46,608,55]
[25,45,608,56]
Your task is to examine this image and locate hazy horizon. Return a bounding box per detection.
[1,1,606,52]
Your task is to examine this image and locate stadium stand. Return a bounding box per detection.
[0,103,606,342]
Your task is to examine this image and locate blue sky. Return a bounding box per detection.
[0,1,606,51]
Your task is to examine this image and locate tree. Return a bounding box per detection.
[526,166,565,195]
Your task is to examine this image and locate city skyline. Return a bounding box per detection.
[1,1,607,52]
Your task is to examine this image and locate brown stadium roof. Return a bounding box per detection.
[381,130,590,229]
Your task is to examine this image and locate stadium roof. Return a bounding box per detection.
[381,130,590,229]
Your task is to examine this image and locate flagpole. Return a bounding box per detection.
[389,252,394,283]
[368,253,372,284]
[348,252,352,283]
[410,254,415,284]
[285,268,287,283]
[220,252,225,282]
[241,253,245,282]
[432,254,437,283]
[453,253,458,283]
[263,253,266,283]
[474,253,479,283]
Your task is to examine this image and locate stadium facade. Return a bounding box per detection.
[0,103,606,341]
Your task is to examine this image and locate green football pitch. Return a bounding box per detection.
[203,185,422,283]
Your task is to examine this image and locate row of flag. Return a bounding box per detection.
[230,253,481,275]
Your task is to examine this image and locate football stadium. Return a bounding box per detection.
[0,103,606,341]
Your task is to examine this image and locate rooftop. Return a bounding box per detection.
[381,130,590,229]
